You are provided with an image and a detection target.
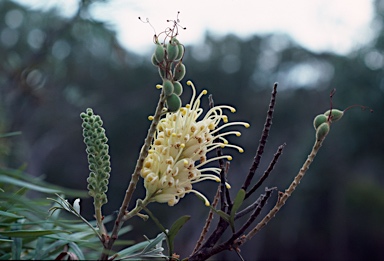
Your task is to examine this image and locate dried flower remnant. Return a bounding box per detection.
[141,81,250,206]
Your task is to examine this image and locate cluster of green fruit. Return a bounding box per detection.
[313,109,344,141]
[151,37,186,112]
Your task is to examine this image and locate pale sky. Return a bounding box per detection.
[14,0,375,55]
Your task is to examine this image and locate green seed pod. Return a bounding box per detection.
[316,122,330,141]
[163,79,174,96]
[166,41,179,61]
[158,66,166,79]
[173,62,186,81]
[173,81,183,96]
[166,93,182,112]
[154,44,165,63]
[313,114,328,130]
[175,44,184,61]
[151,53,159,66]
[324,109,344,122]
[171,37,179,45]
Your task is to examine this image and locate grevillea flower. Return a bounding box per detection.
[141,81,250,206]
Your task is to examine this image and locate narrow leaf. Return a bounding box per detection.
[11,237,22,260]
[208,205,230,223]
[0,176,61,194]
[0,238,13,243]
[142,232,166,253]
[0,210,24,219]
[167,215,190,255]
[0,229,70,237]
[0,131,22,138]
[68,242,85,260]
[230,189,246,232]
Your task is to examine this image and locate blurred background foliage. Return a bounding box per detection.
[0,0,383,260]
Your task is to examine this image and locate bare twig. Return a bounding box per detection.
[230,187,275,241]
[242,83,278,191]
[245,143,285,199]
[243,137,326,242]
[235,187,276,220]
[192,170,222,254]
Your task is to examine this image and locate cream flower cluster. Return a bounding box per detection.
[141,81,249,206]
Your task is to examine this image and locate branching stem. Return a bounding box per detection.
[243,137,326,242]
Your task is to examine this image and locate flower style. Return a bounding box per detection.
[141,81,250,206]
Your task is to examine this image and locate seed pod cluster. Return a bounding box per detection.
[313,108,346,140]
[313,113,330,140]
[80,108,111,207]
[152,36,186,112]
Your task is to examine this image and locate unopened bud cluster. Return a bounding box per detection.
[313,109,344,141]
[80,108,111,207]
[152,37,186,112]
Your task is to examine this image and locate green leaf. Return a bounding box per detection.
[68,242,85,260]
[208,205,230,223]
[11,223,22,260]
[0,238,13,243]
[0,210,24,219]
[0,131,22,138]
[142,232,166,253]
[116,232,167,259]
[230,189,246,232]
[0,229,71,238]
[12,237,22,260]
[0,168,88,197]
[0,176,61,194]
[167,215,190,256]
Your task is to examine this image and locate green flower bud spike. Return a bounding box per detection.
[80,108,111,235]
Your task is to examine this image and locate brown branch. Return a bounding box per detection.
[235,187,277,220]
[242,83,278,191]
[99,90,166,260]
[245,143,286,199]
[188,188,275,261]
[192,169,223,254]
[243,137,326,243]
